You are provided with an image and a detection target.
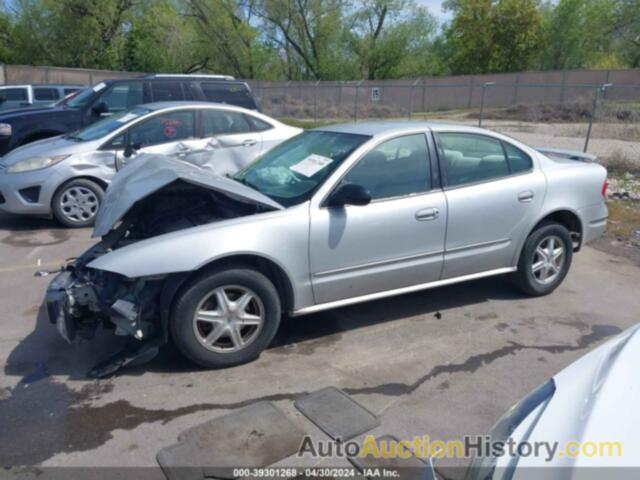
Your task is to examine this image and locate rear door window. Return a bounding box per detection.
[128,110,195,147]
[437,133,510,187]
[99,82,144,113]
[151,82,185,102]
[33,87,59,101]
[200,83,257,109]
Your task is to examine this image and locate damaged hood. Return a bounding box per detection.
[93,154,284,237]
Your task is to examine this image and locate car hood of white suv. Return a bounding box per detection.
[511,323,640,472]
[92,154,284,237]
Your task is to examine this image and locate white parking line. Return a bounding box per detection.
[0,260,64,273]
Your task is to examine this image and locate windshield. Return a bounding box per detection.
[66,107,152,142]
[234,130,370,206]
[65,86,99,108]
[54,88,86,107]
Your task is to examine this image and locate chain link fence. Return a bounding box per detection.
[1,63,638,166]
[252,79,640,172]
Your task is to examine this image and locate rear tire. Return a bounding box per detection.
[170,267,281,368]
[514,222,573,296]
[51,178,104,228]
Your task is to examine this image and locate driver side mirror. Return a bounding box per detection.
[123,141,142,158]
[326,183,371,208]
[92,101,109,116]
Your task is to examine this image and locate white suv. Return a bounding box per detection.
[0,84,82,111]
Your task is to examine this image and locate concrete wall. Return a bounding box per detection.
[1,63,638,117]
[0,64,142,86]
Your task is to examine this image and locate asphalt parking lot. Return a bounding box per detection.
[1,211,640,477]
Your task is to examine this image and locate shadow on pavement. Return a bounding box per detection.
[0,211,60,231]
[4,275,524,382]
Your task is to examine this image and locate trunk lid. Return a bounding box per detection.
[93,154,284,238]
[535,147,596,163]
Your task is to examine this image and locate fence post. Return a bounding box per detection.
[603,70,611,99]
[408,79,420,120]
[314,80,320,125]
[421,77,427,112]
[354,80,362,122]
[512,73,520,104]
[467,76,475,109]
[584,83,612,152]
[478,81,496,127]
[559,70,566,104]
[284,80,291,118]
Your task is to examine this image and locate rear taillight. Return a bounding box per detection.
[602,179,608,198]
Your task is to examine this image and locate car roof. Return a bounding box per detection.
[141,74,239,81]
[0,84,82,88]
[135,101,254,112]
[316,120,491,137]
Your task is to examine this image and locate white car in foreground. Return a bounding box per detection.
[0,102,301,227]
[468,323,639,478]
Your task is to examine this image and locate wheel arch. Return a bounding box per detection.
[515,208,583,265]
[51,175,109,207]
[159,253,295,342]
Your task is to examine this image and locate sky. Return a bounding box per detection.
[417,0,452,23]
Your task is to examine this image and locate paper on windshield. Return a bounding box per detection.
[116,112,139,123]
[290,154,333,177]
[92,82,107,92]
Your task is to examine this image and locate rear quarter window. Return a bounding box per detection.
[0,88,28,101]
[503,142,533,173]
[200,82,257,109]
[245,115,273,131]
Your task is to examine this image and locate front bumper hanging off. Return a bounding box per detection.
[45,270,87,343]
[44,265,164,377]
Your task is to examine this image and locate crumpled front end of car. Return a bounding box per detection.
[45,242,165,346]
[41,161,282,375]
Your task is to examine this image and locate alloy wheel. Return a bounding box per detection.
[192,285,265,353]
[531,235,565,285]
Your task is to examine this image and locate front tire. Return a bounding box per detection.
[51,178,104,228]
[170,267,281,368]
[514,222,573,296]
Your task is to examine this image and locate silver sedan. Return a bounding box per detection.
[0,102,301,227]
[44,122,608,374]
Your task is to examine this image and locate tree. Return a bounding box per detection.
[256,0,350,80]
[539,0,601,70]
[185,0,272,78]
[608,0,640,67]
[122,1,200,73]
[0,8,13,63]
[488,0,542,72]
[9,0,136,70]
[443,0,494,74]
[346,0,440,79]
[443,0,543,74]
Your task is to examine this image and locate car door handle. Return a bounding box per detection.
[176,143,191,156]
[415,207,439,221]
[242,139,258,147]
[518,191,534,203]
